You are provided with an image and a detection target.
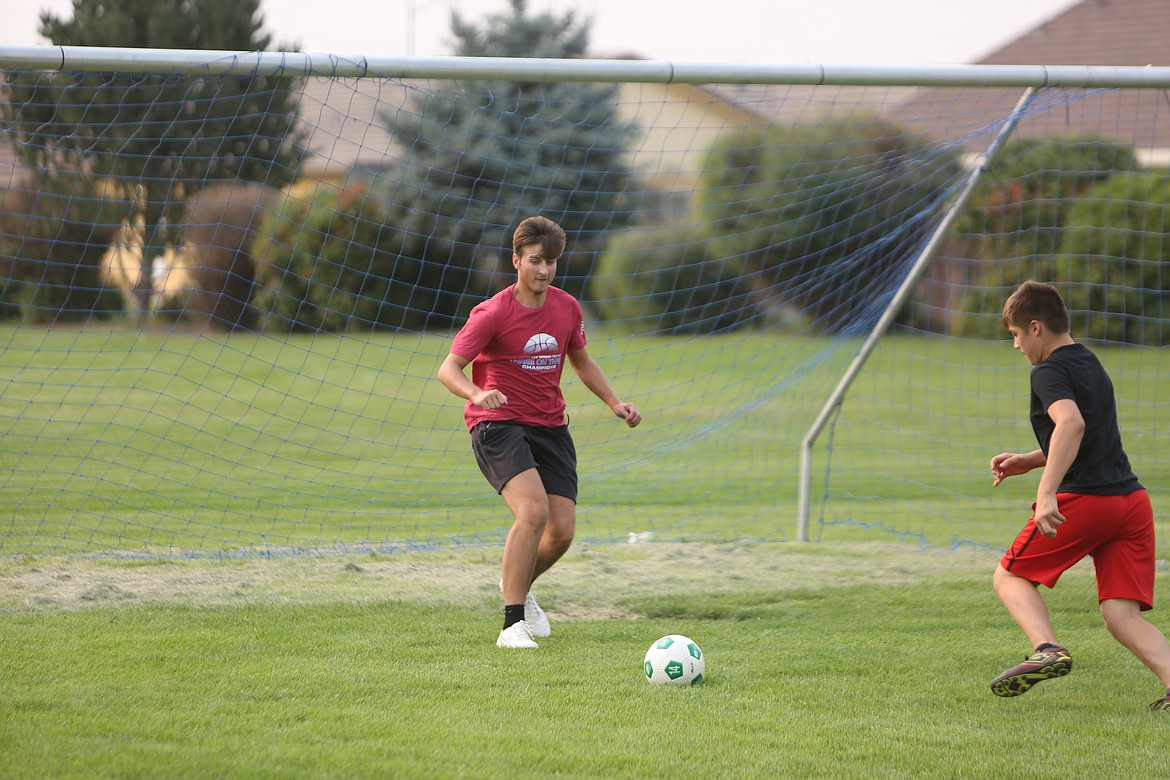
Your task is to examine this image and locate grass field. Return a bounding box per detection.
[2,327,1169,776]
[2,541,1169,778]
[2,327,1167,556]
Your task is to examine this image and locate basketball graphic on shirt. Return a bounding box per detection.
[524,333,560,355]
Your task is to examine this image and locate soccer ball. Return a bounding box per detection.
[643,634,705,685]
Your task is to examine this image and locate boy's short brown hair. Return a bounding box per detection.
[513,216,566,260]
[1002,280,1070,334]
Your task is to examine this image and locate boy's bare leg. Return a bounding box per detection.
[533,494,575,583]
[990,565,1072,696]
[1100,598,1170,688]
[993,564,1059,648]
[500,469,548,605]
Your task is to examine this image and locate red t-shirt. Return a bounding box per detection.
[450,284,587,430]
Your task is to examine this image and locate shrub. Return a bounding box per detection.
[591,219,759,335]
[0,172,128,323]
[251,180,431,333]
[950,137,1140,339]
[697,118,961,331]
[157,181,279,331]
[1056,170,1170,346]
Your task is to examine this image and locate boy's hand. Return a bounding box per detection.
[990,452,1034,487]
[613,402,641,428]
[1033,493,1065,538]
[472,389,508,410]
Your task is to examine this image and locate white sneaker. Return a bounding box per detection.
[499,578,552,638]
[524,591,551,638]
[497,620,538,649]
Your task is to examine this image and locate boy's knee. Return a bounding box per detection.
[522,509,550,529]
[1100,598,1140,632]
[511,499,549,530]
[993,564,1021,589]
[548,527,574,551]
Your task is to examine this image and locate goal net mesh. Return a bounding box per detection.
[1,62,1166,556]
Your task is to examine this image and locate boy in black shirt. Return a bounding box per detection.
[988,280,1170,711]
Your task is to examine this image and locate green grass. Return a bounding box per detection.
[2,542,1168,778]
[2,327,1169,774]
[1,326,1168,554]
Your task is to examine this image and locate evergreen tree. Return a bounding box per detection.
[1,0,304,316]
[376,0,638,321]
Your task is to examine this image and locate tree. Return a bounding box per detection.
[1,0,304,317]
[697,119,962,331]
[374,0,639,324]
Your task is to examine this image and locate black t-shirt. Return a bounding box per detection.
[1029,343,1142,495]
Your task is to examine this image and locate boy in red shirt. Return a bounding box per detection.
[989,280,1170,710]
[438,216,641,648]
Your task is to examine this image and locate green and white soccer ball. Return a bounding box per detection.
[643,634,704,685]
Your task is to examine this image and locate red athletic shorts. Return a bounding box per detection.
[1000,489,1156,611]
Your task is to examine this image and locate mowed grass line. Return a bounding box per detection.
[1,543,1168,778]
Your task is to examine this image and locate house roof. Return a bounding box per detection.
[980,0,1168,67]
[898,0,1170,159]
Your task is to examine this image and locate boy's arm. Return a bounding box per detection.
[438,353,508,410]
[566,347,640,428]
[1032,398,1085,538]
[990,449,1046,487]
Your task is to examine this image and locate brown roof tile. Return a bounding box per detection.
[901,0,1170,155]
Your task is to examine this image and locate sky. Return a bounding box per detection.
[4,0,1081,65]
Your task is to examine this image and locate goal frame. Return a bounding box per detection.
[3,45,1170,548]
[3,45,1170,88]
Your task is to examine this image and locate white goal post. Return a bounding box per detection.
[5,45,1170,85]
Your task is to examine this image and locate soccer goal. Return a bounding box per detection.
[1,48,1168,556]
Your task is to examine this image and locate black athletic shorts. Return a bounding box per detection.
[470,421,578,501]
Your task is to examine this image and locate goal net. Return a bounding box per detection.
[1,52,1167,557]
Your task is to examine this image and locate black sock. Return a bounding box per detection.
[1036,642,1060,652]
[503,604,525,630]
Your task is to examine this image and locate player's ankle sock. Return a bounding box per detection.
[1036,642,1060,652]
[503,604,525,629]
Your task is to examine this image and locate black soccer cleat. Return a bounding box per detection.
[990,645,1072,697]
